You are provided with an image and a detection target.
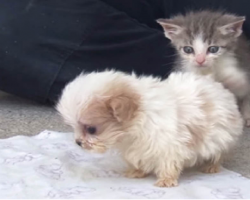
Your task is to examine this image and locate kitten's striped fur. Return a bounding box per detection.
[157,10,250,126]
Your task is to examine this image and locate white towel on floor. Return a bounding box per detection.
[0,130,249,199]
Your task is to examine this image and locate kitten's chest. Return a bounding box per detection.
[213,57,249,97]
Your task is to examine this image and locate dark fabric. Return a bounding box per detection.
[48,0,176,102]
[0,0,250,104]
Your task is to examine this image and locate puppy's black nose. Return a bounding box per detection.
[76,140,82,146]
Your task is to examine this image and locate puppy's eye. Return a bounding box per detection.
[183,46,194,54]
[84,125,97,135]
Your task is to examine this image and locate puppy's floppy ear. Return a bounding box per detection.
[109,95,138,122]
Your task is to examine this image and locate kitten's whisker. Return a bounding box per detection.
[162,61,177,67]
[164,54,178,58]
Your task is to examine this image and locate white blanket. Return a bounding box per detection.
[0,130,249,199]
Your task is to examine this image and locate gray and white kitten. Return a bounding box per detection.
[157,10,250,126]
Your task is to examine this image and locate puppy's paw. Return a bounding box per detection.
[200,164,220,174]
[125,169,147,179]
[154,178,178,187]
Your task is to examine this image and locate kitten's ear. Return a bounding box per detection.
[156,19,183,40]
[218,17,245,37]
[108,95,138,122]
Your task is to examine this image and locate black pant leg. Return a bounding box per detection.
[0,0,112,103]
[48,0,175,103]
[100,0,166,30]
[0,0,174,104]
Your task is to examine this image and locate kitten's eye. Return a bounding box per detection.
[183,46,194,54]
[84,125,97,135]
[208,46,219,53]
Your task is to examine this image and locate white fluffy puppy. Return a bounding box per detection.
[56,70,243,187]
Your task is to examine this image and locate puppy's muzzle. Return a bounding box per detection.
[75,139,92,150]
[76,139,82,146]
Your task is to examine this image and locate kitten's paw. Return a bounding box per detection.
[154,178,178,187]
[241,104,250,127]
[244,119,250,127]
[125,169,147,179]
[200,164,220,174]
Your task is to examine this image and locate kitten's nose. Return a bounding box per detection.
[196,60,205,65]
[76,140,82,146]
[196,54,205,65]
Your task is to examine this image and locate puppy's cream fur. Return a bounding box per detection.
[57,70,243,187]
